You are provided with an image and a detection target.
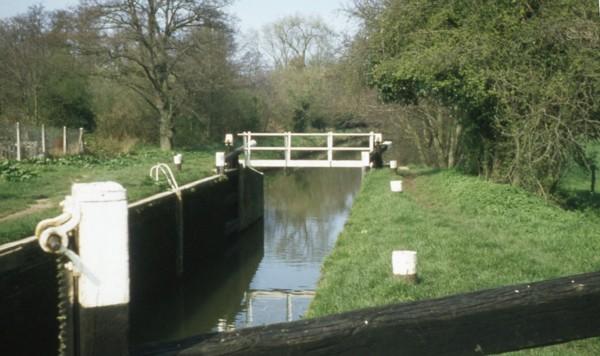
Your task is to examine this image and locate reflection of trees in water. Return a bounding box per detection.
[264,168,362,263]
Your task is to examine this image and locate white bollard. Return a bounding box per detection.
[72,182,129,355]
[63,126,67,155]
[224,133,234,146]
[390,180,403,192]
[173,153,183,171]
[216,152,225,172]
[392,250,417,282]
[390,160,398,169]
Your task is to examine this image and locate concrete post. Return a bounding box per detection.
[72,182,129,356]
[174,153,183,171]
[390,180,403,192]
[63,126,67,155]
[41,124,46,157]
[216,152,225,174]
[327,132,333,166]
[247,131,252,165]
[285,132,292,168]
[287,293,293,322]
[243,132,249,167]
[78,128,84,154]
[392,250,417,283]
[15,122,21,161]
[361,152,370,167]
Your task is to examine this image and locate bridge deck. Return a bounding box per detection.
[235,132,382,169]
[240,159,368,168]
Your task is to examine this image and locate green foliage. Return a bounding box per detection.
[0,148,216,243]
[360,0,600,195]
[0,161,38,182]
[292,101,310,132]
[42,66,96,131]
[309,169,600,353]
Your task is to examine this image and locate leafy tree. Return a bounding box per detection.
[355,0,600,195]
[0,6,96,130]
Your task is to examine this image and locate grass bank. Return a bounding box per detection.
[308,169,600,354]
[0,149,215,244]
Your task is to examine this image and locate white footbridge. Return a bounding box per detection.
[219,132,388,169]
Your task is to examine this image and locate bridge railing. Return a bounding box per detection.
[237,132,383,168]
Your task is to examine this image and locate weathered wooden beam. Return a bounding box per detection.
[137,271,600,356]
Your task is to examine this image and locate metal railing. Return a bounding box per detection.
[237,132,383,168]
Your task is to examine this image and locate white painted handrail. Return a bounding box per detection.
[149,164,179,192]
[237,132,381,169]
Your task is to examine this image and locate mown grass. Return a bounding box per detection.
[308,169,600,354]
[0,148,215,244]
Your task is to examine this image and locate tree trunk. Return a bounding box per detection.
[155,92,174,151]
[447,122,462,168]
[159,107,174,151]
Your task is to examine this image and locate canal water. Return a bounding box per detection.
[131,168,362,346]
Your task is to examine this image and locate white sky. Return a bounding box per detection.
[0,0,357,35]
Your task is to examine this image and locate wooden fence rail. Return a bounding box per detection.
[137,270,600,355]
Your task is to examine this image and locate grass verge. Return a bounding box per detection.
[308,169,600,355]
[0,149,215,244]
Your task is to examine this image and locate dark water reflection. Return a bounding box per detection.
[132,168,362,345]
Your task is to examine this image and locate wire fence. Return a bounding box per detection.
[0,122,84,161]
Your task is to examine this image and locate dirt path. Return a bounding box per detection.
[0,199,54,224]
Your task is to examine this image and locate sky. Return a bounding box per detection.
[0,0,357,35]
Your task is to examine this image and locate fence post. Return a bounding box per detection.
[41,124,46,157]
[63,126,67,155]
[73,182,129,356]
[16,122,21,161]
[242,132,248,167]
[327,132,333,166]
[246,132,252,167]
[285,132,292,168]
[78,128,84,154]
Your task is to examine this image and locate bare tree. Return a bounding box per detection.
[87,0,230,150]
[261,15,336,69]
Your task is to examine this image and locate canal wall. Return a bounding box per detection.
[0,167,263,355]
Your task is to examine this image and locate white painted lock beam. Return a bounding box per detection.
[72,182,129,356]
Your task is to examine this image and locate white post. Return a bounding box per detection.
[174,153,183,171]
[390,160,398,169]
[41,124,46,157]
[63,126,67,155]
[327,132,333,166]
[247,131,252,164]
[392,250,417,282]
[215,152,225,173]
[287,293,293,322]
[78,128,84,154]
[247,296,253,326]
[361,151,370,167]
[390,180,403,192]
[285,132,292,168]
[242,132,248,167]
[369,131,374,152]
[72,182,129,355]
[15,122,21,161]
